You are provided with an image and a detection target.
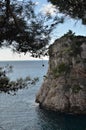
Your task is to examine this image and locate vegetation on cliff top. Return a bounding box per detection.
[0,0,86,93]
[51,31,86,93]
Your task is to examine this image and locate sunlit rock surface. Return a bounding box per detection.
[36,33,86,114]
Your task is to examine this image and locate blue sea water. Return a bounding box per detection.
[0,60,86,130]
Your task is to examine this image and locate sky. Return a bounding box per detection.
[0,0,86,61]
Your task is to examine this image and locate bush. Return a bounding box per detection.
[53,62,70,77]
[0,65,39,94]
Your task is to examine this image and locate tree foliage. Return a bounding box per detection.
[48,0,86,25]
[0,0,64,93]
[0,65,39,94]
[0,0,63,57]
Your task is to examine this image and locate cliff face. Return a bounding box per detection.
[36,33,86,114]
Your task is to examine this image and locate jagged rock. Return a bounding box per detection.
[36,32,86,114]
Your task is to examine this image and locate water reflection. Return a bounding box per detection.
[35,107,86,130]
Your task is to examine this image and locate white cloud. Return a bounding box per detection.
[41,3,57,16]
[34,1,39,5]
[0,48,48,61]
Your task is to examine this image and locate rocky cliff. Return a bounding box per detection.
[36,32,86,114]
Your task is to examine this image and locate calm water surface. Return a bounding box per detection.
[0,60,86,130]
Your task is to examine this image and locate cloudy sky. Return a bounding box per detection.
[0,0,86,61]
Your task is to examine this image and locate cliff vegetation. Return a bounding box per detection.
[36,31,86,114]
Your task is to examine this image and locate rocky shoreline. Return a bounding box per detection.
[36,32,86,114]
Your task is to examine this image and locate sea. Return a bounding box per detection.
[0,60,86,130]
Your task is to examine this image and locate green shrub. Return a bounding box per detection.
[0,65,39,94]
[72,85,82,93]
[52,62,70,78]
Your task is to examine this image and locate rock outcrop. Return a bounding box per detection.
[36,32,86,114]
